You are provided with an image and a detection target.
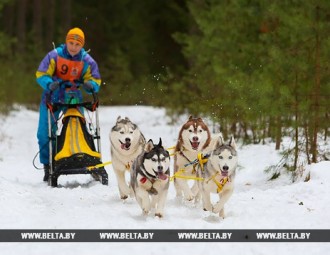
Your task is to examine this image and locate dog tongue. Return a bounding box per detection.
[158,173,168,180]
[191,142,199,149]
[121,143,130,150]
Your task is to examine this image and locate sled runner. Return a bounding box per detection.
[46,81,108,187]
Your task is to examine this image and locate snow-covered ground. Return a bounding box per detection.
[0,105,329,255]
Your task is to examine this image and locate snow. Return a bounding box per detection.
[0,105,330,255]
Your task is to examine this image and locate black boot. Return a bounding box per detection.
[43,164,50,182]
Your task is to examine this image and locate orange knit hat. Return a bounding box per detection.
[66,27,85,46]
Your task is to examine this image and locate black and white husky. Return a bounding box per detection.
[130,138,170,218]
[110,116,146,199]
[197,136,238,218]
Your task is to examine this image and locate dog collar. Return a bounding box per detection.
[139,166,157,180]
[140,177,147,184]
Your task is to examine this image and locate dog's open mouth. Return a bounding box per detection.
[120,140,131,150]
[157,172,168,181]
[221,170,228,177]
[190,141,200,150]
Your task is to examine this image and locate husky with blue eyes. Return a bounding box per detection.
[196,136,238,218]
[110,116,146,200]
[130,138,170,218]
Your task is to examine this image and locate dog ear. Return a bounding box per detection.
[188,115,193,121]
[139,133,146,144]
[229,135,237,150]
[214,135,224,149]
[158,138,162,147]
[116,116,121,123]
[144,139,154,152]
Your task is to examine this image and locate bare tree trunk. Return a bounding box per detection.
[60,0,72,35]
[275,115,281,150]
[3,2,15,36]
[44,0,55,49]
[311,6,321,163]
[325,113,329,141]
[262,117,267,145]
[304,121,311,165]
[267,116,273,138]
[293,72,299,172]
[33,0,43,49]
[16,0,28,53]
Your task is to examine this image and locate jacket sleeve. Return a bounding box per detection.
[36,50,57,91]
[82,54,101,93]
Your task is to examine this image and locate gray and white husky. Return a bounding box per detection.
[197,136,237,218]
[130,138,170,218]
[110,116,146,199]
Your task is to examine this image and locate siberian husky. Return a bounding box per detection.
[196,136,237,218]
[130,138,170,218]
[173,116,212,201]
[110,116,146,199]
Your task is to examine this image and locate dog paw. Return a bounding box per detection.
[155,213,163,218]
[143,209,150,215]
[184,194,195,201]
[121,195,128,200]
[212,205,223,214]
[194,197,201,204]
[219,209,225,218]
[203,204,212,212]
[175,194,183,201]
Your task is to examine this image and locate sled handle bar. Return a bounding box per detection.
[46,80,99,111]
[52,101,98,111]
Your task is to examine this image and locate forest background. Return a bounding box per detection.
[0,0,329,175]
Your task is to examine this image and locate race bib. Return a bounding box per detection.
[55,56,84,82]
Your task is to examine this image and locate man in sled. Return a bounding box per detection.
[36,27,101,181]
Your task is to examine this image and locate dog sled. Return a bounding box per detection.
[46,81,108,187]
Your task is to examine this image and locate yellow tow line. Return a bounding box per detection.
[85,144,175,172]
[170,169,204,182]
[166,146,176,157]
[86,152,228,193]
[167,146,176,150]
[86,161,112,171]
[170,153,207,181]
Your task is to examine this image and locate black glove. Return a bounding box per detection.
[83,81,94,92]
[48,81,59,91]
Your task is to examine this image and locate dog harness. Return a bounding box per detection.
[139,177,158,195]
[171,152,230,192]
[138,166,169,195]
[207,175,230,193]
[179,150,194,164]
